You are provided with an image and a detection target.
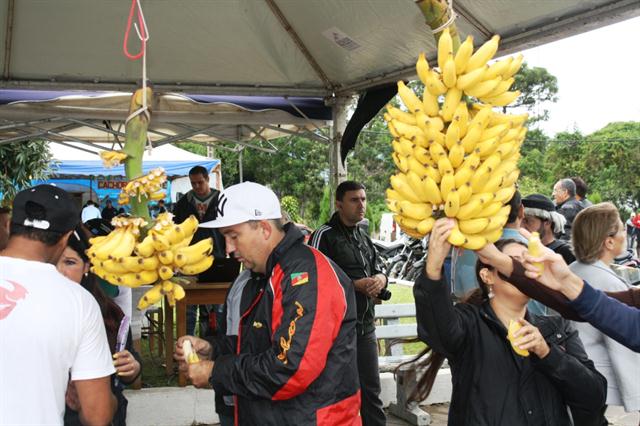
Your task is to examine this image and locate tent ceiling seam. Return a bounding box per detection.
[453,3,493,38]
[3,0,15,79]
[263,0,334,91]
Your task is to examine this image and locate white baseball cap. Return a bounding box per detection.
[199,181,282,228]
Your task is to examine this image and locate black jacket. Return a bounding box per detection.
[309,212,386,335]
[414,271,607,426]
[208,224,361,425]
[556,197,583,241]
[172,189,226,259]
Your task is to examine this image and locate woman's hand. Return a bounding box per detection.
[113,349,141,382]
[512,318,550,359]
[522,248,585,300]
[425,218,454,280]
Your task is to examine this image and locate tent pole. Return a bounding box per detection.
[328,97,349,212]
[238,148,244,183]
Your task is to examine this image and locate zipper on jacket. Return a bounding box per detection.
[233,287,265,426]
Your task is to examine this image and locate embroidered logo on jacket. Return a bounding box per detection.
[277,301,304,364]
[290,272,309,286]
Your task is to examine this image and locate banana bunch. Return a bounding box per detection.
[100,150,128,168]
[118,167,167,206]
[87,212,215,310]
[385,28,528,249]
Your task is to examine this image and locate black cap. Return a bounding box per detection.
[522,194,555,212]
[11,185,80,233]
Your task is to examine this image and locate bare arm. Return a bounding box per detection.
[74,376,116,426]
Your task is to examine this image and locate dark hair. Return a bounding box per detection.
[400,239,526,402]
[571,177,588,198]
[189,165,209,179]
[506,190,522,224]
[248,218,286,232]
[67,225,123,351]
[9,223,66,246]
[335,181,365,201]
[558,178,576,197]
[0,206,10,215]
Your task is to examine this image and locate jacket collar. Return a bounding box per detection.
[329,211,359,236]
[264,222,305,278]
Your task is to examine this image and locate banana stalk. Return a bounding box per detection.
[415,0,461,53]
[123,86,153,221]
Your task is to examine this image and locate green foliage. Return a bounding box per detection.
[0,140,53,205]
[281,195,302,223]
[315,186,332,229]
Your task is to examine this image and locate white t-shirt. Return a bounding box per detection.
[0,257,115,425]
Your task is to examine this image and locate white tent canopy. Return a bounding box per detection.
[0,0,637,96]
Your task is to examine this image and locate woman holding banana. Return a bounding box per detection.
[410,217,606,425]
[57,225,141,426]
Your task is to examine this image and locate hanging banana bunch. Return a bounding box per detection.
[385,28,527,249]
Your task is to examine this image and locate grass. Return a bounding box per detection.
[378,283,426,357]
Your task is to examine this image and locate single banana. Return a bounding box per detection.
[386,188,403,202]
[100,259,130,274]
[406,171,431,203]
[425,70,447,96]
[454,35,474,74]
[481,90,521,107]
[437,27,453,70]
[421,176,443,205]
[484,77,514,99]
[444,189,461,218]
[459,217,489,235]
[508,319,530,357]
[387,105,417,125]
[461,124,483,153]
[465,35,500,72]
[448,142,465,168]
[397,81,424,114]
[477,201,503,218]
[413,146,435,167]
[462,234,487,250]
[439,173,456,202]
[465,77,502,98]
[482,228,503,244]
[422,89,440,117]
[175,238,214,268]
[484,57,512,80]
[456,198,483,220]
[474,136,500,158]
[393,120,425,141]
[440,88,462,122]
[173,283,186,300]
[159,265,174,281]
[392,152,410,173]
[416,52,431,86]
[457,183,472,205]
[445,122,460,150]
[429,140,447,160]
[452,101,469,137]
[390,174,423,204]
[503,54,524,79]
[180,255,214,275]
[484,213,509,233]
[442,53,457,88]
[437,157,454,177]
[456,65,488,91]
[447,225,466,246]
[137,283,164,310]
[152,232,171,252]
[528,232,544,274]
[135,234,156,258]
[408,157,441,183]
[399,201,433,221]
[481,123,510,141]
[417,217,436,235]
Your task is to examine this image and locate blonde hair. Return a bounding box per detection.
[572,202,620,263]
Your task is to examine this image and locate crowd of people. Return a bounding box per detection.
[1,170,640,426]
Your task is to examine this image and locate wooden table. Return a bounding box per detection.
[163,281,231,386]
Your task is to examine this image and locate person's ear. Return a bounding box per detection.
[478,267,494,285]
[260,220,273,240]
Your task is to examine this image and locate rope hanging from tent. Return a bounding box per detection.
[430,0,458,34]
[123,0,152,153]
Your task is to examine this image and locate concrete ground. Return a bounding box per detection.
[125,387,640,426]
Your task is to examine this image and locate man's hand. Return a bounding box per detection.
[175,335,212,368]
[186,360,215,388]
[353,277,378,297]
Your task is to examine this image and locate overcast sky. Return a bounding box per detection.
[516,15,640,137]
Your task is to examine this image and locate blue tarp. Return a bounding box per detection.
[50,159,220,177]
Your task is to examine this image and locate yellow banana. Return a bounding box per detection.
[406,171,431,203]
[180,255,214,275]
[456,198,483,220]
[437,27,453,70]
[393,120,424,141]
[459,217,489,235]
[175,238,214,267]
[484,57,512,80]
[390,174,423,204]
[466,35,500,72]
[425,70,447,96]
[457,183,473,205]
[448,142,465,168]
[462,234,487,250]
[444,189,460,218]
[161,280,174,293]
[422,87,440,117]
[151,232,171,252]
[397,81,424,113]
[508,320,530,357]
[456,65,488,90]
[172,283,186,300]
[394,215,422,232]
[416,52,431,86]
[481,174,506,194]
[461,124,483,153]
[159,265,174,281]
[442,53,457,88]
[453,164,475,189]
[395,138,416,156]
[108,228,137,260]
[481,90,520,107]
[116,270,159,288]
[386,188,403,202]
[429,140,447,159]
[387,105,417,126]
[392,152,410,173]
[484,77,514,98]
[470,168,490,193]
[408,157,441,183]
[503,54,524,79]
[474,136,500,158]
[445,122,460,150]
[447,225,466,246]
[421,176,443,205]
[503,169,520,188]
[469,192,495,207]
[477,201,503,218]
[454,35,474,74]
[100,259,131,274]
[135,234,155,257]
[89,228,125,260]
[481,123,510,141]
[452,101,469,137]
[399,201,433,221]
[489,112,528,127]
[417,217,435,235]
[172,215,199,242]
[413,146,435,167]
[528,232,544,274]
[494,186,516,204]
[137,283,164,310]
[484,212,509,233]
[386,199,400,213]
[482,228,503,244]
[439,173,456,202]
[437,157,454,177]
[440,87,462,122]
[465,77,502,98]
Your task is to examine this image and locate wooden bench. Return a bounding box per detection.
[375,303,431,425]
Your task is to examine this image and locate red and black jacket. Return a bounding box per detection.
[209,224,361,426]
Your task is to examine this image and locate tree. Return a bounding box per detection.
[509,62,559,124]
[0,140,53,205]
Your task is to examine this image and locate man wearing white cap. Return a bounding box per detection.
[175,182,361,425]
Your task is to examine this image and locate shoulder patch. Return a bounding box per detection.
[290,272,309,286]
